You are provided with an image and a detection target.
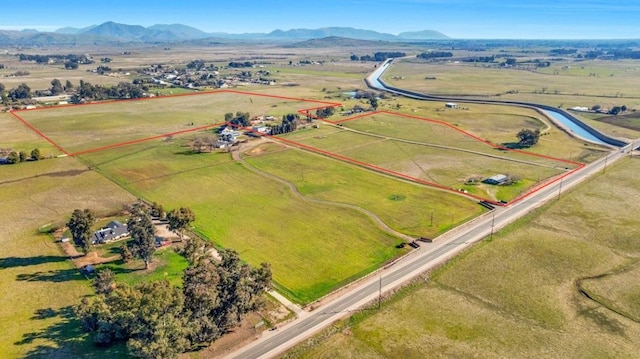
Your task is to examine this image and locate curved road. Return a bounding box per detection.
[225,63,638,359]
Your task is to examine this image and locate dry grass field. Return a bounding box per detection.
[383,59,640,110]
[13,90,337,154]
[286,156,640,358]
[279,118,576,202]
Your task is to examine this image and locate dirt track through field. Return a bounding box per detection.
[233,138,414,242]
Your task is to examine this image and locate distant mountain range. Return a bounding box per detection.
[0,21,449,46]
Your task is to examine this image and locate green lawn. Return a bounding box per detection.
[97,247,189,287]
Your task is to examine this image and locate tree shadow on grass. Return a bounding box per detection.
[500,142,532,150]
[16,306,128,359]
[15,268,86,283]
[0,255,68,269]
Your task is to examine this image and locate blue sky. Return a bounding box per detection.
[1,0,639,39]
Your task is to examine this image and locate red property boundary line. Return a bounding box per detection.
[9,110,70,156]
[262,110,585,206]
[8,89,342,157]
[9,89,585,206]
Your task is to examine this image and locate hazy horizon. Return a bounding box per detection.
[1,0,639,40]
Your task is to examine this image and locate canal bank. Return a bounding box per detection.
[365,59,626,147]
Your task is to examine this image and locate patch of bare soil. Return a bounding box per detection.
[185,298,293,358]
[190,312,263,358]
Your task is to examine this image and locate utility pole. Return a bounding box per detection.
[490,212,495,240]
[378,274,382,309]
[558,177,563,199]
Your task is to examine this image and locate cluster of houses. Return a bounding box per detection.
[215,115,284,148]
[140,64,275,90]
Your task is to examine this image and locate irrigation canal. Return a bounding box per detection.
[366,58,627,148]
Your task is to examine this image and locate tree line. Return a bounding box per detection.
[350,52,406,62]
[417,51,453,59]
[76,236,271,358]
[71,80,147,103]
[228,61,254,68]
[269,113,301,135]
[17,53,94,65]
[0,78,148,106]
[1,148,42,164]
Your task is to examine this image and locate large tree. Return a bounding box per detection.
[77,280,188,359]
[93,268,115,295]
[126,281,188,359]
[67,209,95,255]
[214,249,272,332]
[30,148,42,160]
[50,79,64,95]
[182,254,221,347]
[128,204,156,269]
[516,128,541,147]
[77,237,272,356]
[8,83,31,101]
[167,207,195,241]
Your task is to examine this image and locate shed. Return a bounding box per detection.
[483,174,509,185]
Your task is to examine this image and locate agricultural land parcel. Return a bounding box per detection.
[0,112,135,358]
[9,87,604,306]
[78,138,410,305]
[12,90,339,155]
[288,156,640,359]
[383,59,640,110]
[278,112,581,202]
[2,44,633,357]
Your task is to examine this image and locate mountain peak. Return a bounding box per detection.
[12,22,450,45]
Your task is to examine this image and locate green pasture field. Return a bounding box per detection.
[78,139,407,304]
[287,156,640,359]
[280,124,572,202]
[0,157,135,357]
[14,90,333,154]
[383,59,640,110]
[244,143,484,236]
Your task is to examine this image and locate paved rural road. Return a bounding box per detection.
[227,139,640,358]
[225,62,637,358]
[227,148,635,358]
